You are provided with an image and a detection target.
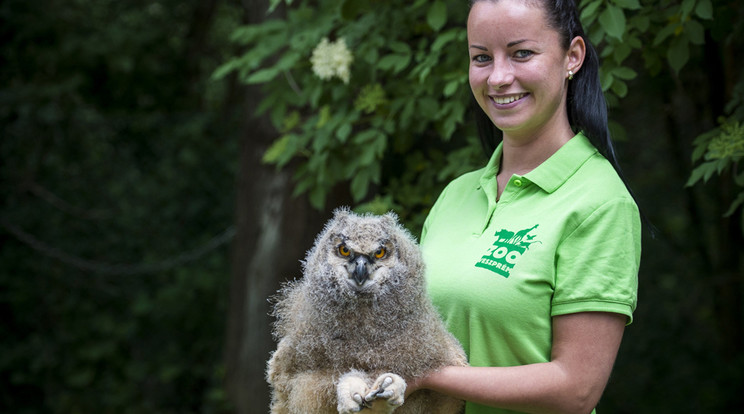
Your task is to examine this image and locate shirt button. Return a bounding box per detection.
[514,179,523,187]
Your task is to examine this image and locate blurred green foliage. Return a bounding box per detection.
[1,0,242,412]
[215,0,481,229]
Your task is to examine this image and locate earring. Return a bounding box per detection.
[568,70,574,80]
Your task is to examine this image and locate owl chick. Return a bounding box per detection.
[267,208,467,414]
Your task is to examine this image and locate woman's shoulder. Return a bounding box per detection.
[578,152,635,201]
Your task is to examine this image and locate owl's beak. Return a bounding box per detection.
[351,256,370,286]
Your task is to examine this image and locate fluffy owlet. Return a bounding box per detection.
[266,208,467,414]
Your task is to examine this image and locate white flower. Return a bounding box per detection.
[311,37,353,84]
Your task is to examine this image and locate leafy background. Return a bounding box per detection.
[1,0,743,413]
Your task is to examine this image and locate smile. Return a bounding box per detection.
[490,93,527,105]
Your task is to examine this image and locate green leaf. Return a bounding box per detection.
[695,0,713,19]
[611,79,628,97]
[632,15,650,32]
[599,5,626,40]
[600,70,614,91]
[626,35,642,49]
[427,1,448,32]
[263,135,293,166]
[686,162,715,186]
[612,43,632,64]
[667,37,690,74]
[691,142,708,163]
[378,54,411,73]
[715,158,728,175]
[589,25,606,46]
[653,24,676,46]
[211,59,241,81]
[686,20,705,45]
[613,0,641,10]
[443,80,459,97]
[613,66,637,80]
[431,29,462,52]
[337,123,352,142]
[390,41,412,55]
[680,0,696,19]
[580,0,602,21]
[351,168,372,201]
[245,67,279,84]
[723,192,744,217]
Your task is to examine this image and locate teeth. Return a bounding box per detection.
[492,93,526,104]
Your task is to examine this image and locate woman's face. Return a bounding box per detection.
[468,0,583,141]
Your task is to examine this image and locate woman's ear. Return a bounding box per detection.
[566,36,586,76]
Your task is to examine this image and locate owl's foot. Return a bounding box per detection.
[363,373,406,412]
[337,371,369,414]
[336,372,406,414]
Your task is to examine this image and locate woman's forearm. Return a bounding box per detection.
[409,312,626,414]
[418,362,598,414]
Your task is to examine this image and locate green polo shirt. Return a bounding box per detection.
[420,133,641,414]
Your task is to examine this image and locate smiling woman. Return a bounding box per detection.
[467,1,583,151]
[410,1,643,414]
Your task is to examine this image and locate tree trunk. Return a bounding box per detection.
[223,3,333,413]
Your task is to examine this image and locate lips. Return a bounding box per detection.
[490,93,527,105]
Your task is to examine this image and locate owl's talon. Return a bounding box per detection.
[364,373,406,408]
[375,389,394,399]
[380,377,393,389]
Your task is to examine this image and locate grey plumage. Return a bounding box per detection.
[267,208,467,414]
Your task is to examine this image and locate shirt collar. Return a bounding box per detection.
[478,132,598,194]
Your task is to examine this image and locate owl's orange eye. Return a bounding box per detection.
[374,247,386,259]
[338,244,351,257]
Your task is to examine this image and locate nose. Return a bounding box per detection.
[487,58,514,89]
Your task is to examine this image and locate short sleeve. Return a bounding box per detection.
[552,198,641,324]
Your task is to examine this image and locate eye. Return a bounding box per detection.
[513,49,534,59]
[374,247,386,259]
[338,244,351,257]
[471,54,491,64]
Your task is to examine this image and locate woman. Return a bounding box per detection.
[407,1,641,413]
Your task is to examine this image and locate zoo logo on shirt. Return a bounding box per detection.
[475,225,540,278]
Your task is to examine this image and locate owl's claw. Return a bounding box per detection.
[364,376,394,402]
[338,372,405,413]
[366,374,406,408]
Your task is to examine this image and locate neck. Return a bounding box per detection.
[499,126,575,177]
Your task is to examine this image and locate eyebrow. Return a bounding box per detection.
[469,39,531,51]
[507,39,529,47]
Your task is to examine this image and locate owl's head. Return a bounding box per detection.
[303,208,424,298]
